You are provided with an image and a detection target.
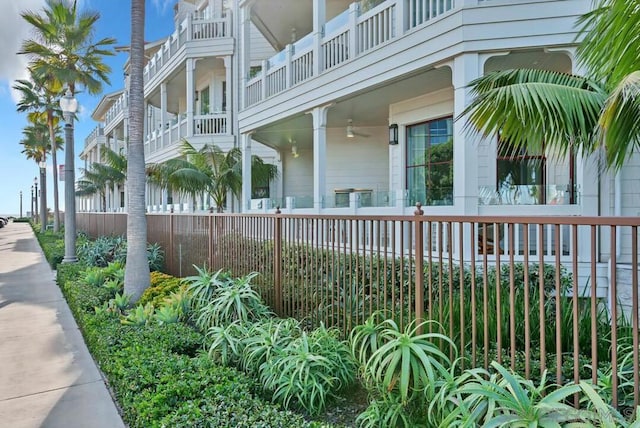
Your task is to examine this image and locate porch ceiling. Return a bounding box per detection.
[146,57,222,113]
[250,0,351,51]
[250,66,453,150]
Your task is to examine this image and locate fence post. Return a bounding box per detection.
[273,207,283,316]
[169,211,175,276]
[414,203,425,332]
[208,213,213,269]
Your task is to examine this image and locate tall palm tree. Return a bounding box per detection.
[124,0,150,302]
[21,119,53,232]
[76,146,127,211]
[14,71,64,232]
[153,140,279,213]
[19,0,116,98]
[19,0,115,261]
[462,0,640,171]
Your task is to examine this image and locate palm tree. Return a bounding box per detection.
[21,119,53,232]
[76,146,127,211]
[462,0,640,171]
[14,70,64,232]
[19,0,115,261]
[19,0,116,98]
[151,140,279,213]
[124,0,150,302]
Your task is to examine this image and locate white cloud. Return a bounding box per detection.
[0,0,47,101]
[152,0,174,14]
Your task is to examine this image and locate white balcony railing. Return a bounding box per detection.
[143,13,231,84]
[84,125,104,147]
[194,113,229,135]
[104,93,128,129]
[245,0,455,107]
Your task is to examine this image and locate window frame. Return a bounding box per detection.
[405,115,454,206]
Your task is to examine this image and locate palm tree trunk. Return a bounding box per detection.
[48,114,60,232]
[124,0,150,302]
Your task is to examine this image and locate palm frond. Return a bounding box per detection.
[462,69,607,159]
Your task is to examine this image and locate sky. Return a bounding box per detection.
[0,0,178,216]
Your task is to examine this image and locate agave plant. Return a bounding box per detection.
[459,362,586,427]
[205,321,247,366]
[206,272,271,325]
[164,288,191,321]
[112,292,131,313]
[184,265,233,310]
[363,319,453,404]
[260,325,356,415]
[84,268,106,287]
[146,242,164,271]
[121,303,155,326]
[356,395,414,428]
[154,304,180,325]
[350,311,387,368]
[240,318,301,375]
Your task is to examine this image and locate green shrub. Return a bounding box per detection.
[138,272,183,308]
[34,229,65,268]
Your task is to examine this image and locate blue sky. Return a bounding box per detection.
[0,0,176,216]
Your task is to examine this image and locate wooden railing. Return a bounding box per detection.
[77,210,640,410]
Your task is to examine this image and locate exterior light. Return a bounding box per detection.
[60,87,78,263]
[389,123,398,145]
[59,89,78,121]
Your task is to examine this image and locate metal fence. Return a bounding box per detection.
[76,209,639,409]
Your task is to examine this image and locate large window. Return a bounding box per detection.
[496,140,545,204]
[406,117,453,206]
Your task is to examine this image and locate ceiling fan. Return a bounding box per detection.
[346,119,369,138]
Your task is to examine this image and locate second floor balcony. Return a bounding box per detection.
[245,0,456,107]
[143,12,232,86]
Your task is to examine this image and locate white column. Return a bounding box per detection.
[452,53,481,215]
[160,83,168,147]
[310,105,331,211]
[186,58,195,136]
[224,56,232,134]
[241,133,253,212]
[452,54,481,262]
[312,0,326,76]
[239,5,252,110]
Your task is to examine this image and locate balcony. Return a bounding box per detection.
[104,93,128,130]
[144,112,230,157]
[84,125,104,148]
[143,12,232,85]
[245,0,455,107]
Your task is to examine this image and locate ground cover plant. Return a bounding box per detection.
[39,230,640,427]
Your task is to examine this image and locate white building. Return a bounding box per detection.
[81,0,620,219]
[80,0,638,289]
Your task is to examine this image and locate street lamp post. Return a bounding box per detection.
[33,177,38,223]
[19,191,22,218]
[39,160,47,233]
[60,88,78,263]
[31,185,34,221]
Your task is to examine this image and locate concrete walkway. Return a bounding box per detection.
[0,222,125,428]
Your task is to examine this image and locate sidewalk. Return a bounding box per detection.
[0,222,125,428]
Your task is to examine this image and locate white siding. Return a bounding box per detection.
[250,24,276,64]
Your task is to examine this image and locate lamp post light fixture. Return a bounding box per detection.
[38,160,47,232]
[60,88,78,263]
[33,176,38,222]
